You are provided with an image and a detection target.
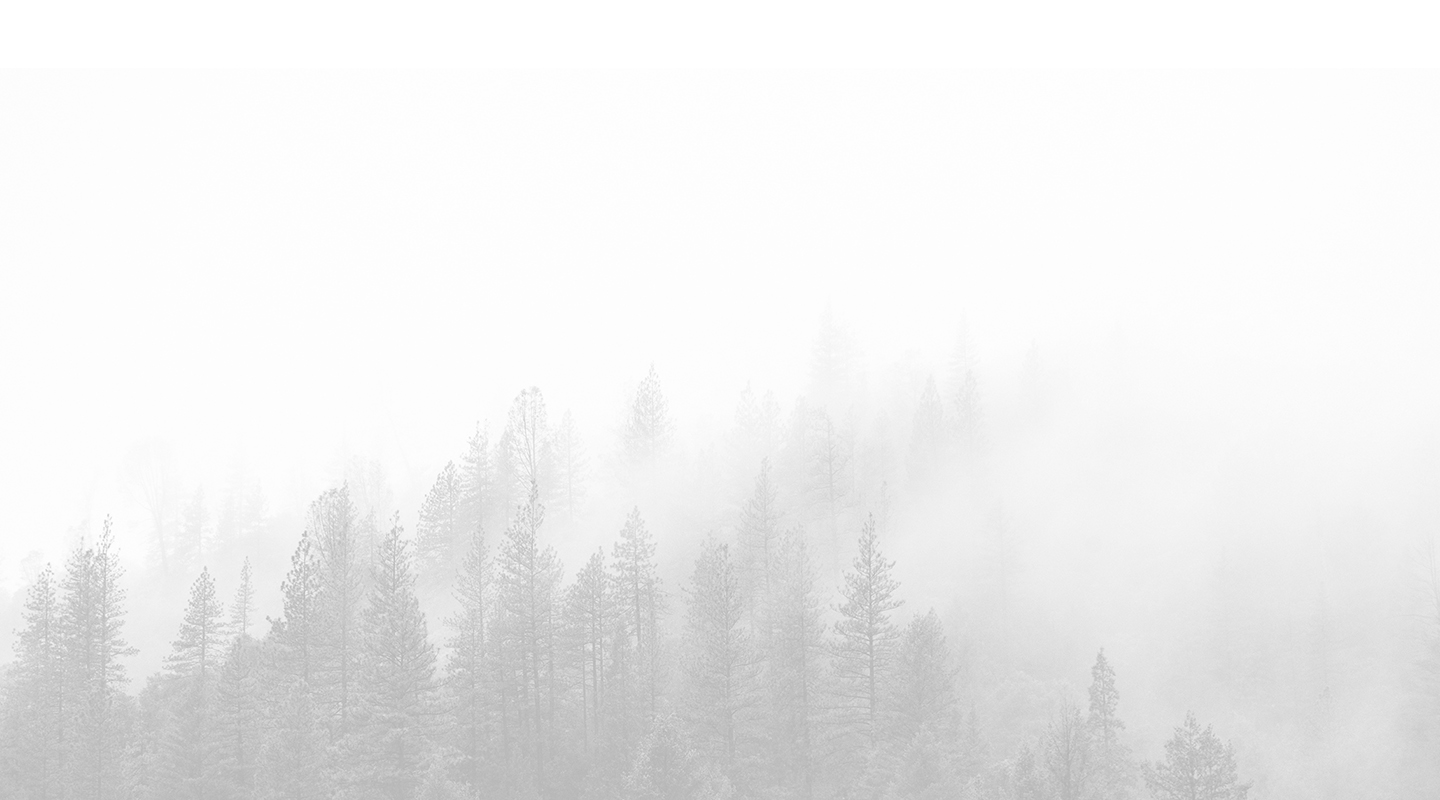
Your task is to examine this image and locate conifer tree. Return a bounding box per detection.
[736,459,781,640]
[612,507,663,727]
[309,486,365,741]
[213,633,263,798]
[1088,649,1133,800]
[352,515,439,800]
[625,365,672,466]
[229,557,256,641]
[3,565,65,800]
[1042,704,1092,800]
[1142,713,1249,800]
[459,424,494,541]
[832,515,903,749]
[444,522,494,793]
[565,548,611,754]
[63,517,136,800]
[176,487,211,577]
[552,409,587,524]
[809,412,852,538]
[498,388,552,512]
[160,567,226,800]
[889,609,958,743]
[496,482,563,792]
[766,530,826,800]
[416,461,465,583]
[682,535,760,778]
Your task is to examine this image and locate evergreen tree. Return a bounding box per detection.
[416,462,465,584]
[1042,704,1092,800]
[565,548,611,755]
[214,635,263,798]
[765,529,826,800]
[889,609,957,743]
[445,522,494,793]
[552,409,587,525]
[1088,649,1133,800]
[498,388,552,513]
[611,507,663,730]
[736,459,781,641]
[832,515,903,749]
[1142,713,1249,800]
[459,424,494,543]
[230,558,256,641]
[309,486,366,742]
[948,327,982,456]
[3,565,65,800]
[496,482,563,793]
[625,365,672,467]
[160,567,227,800]
[351,515,439,800]
[620,714,734,800]
[809,411,852,538]
[176,487,211,577]
[63,517,136,800]
[682,535,759,779]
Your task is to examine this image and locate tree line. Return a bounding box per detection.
[2,377,1251,800]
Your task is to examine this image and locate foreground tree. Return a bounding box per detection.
[350,515,439,800]
[832,515,903,749]
[1088,649,1134,800]
[1142,712,1249,800]
[683,535,760,780]
[159,568,227,800]
[2,565,64,800]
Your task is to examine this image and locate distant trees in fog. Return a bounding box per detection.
[0,361,1258,800]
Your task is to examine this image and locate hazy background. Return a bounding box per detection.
[2,71,1440,795]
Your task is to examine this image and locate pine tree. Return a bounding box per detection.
[625,365,672,467]
[1088,649,1134,800]
[948,327,982,456]
[1142,713,1249,800]
[809,412,852,539]
[63,517,136,800]
[765,530,826,800]
[565,548,611,755]
[352,515,439,800]
[612,507,663,730]
[498,388,552,512]
[3,565,65,800]
[270,532,321,688]
[160,567,227,800]
[213,634,263,798]
[166,568,226,684]
[496,482,563,793]
[229,558,256,641]
[416,461,465,584]
[1042,704,1092,800]
[832,515,903,749]
[552,409,587,525]
[736,459,781,641]
[619,714,734,800]
[176,487,211,577]
[459,424,494,543]
[889,609,957,743]
[309,486,366,743]
[444,523,494,794]
[682,535,760,778]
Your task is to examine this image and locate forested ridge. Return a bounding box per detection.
[0,361,1256,800]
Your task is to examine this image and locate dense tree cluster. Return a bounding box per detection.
[1,374,1252,800]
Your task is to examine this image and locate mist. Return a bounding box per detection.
[2,71,1438,800]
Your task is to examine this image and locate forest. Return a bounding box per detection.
[5,351,1269,800]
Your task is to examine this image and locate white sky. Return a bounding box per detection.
[1,70,1439,597]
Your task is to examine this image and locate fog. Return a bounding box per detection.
[2,71,1439,799]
